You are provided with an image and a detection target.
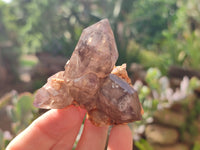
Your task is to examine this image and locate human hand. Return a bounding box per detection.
[6,105,133,150]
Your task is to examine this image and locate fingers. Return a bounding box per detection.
[76,119,109,150]
[107,125,133,150]
[6,106,86,150]
[6,105,133,150]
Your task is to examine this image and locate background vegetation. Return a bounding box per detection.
[1,0,200,149]
[1,0,200,74]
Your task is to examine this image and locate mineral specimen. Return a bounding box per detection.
[34,19,143,126]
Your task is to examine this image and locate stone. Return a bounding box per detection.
[145,124,179,145]
[152,143,189,150]
[34,19,143,126]
[153,109,186,127]
[34,71,73,109]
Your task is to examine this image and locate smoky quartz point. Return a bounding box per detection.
[34,19,142,126]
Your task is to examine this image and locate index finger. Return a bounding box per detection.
[107,125,133,150]
[6,105,86,150]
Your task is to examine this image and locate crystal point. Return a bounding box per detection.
[34,19,142,126]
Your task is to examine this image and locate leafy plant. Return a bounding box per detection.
[8,93,38,134]
[135,139,154,150]
[133,67,200,149]
[0,92,38,149]
[193,142,200,150]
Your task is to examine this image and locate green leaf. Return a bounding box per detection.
[193,141,200,150]
[189,77,200,91]
[135,139,154,150]
[145,68,162,91]
[10,93,38,134]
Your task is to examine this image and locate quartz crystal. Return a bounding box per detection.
[34,19,143,126]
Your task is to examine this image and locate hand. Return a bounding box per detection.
[6,105,133,150]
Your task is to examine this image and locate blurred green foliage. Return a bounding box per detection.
[1,0,200,149]
[135,139,154,150]
[0,1,20,81]
[19,57,38,67]
[193,142,200,150]
[161,0,200,69]
[0,92,38,149]
[134,67,200,150]
[9,93,38,133]
[1,0,200,76]
[145,68,161,91]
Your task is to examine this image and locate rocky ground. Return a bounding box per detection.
[144,96,200,150]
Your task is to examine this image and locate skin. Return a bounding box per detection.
[6,105,133,150]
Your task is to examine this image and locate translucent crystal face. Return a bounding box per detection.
[34,19,142,126]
